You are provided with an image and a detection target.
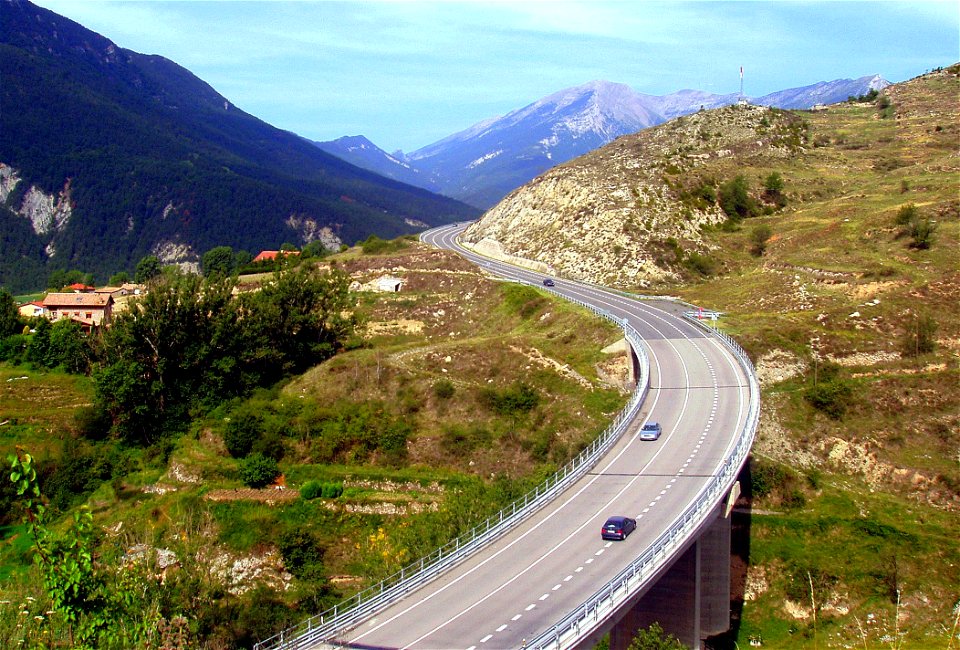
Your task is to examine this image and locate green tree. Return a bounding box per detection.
[202,246,237,278]
[718,174,757,220]
[224,412,264,458]
[241,265,357,381]
[301,240,330,259]
[47,269,94,290]
[134,255,162,283]
[627,622,685,649]
[46,319,92,373]
[763,171,787,207]
[94,273,239,442]
[108,271,130,285]
[239,452,280,488]
[909,216,938,249]
[0,288,22,337]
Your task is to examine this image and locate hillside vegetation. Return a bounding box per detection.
[0,243,628,648]
[469,67,960,648]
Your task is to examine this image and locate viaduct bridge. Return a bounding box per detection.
[257,222,759,650]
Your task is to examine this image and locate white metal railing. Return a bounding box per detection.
[254,278,651,650]
[526,313,759,649]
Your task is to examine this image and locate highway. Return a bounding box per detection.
[302,222,753,650]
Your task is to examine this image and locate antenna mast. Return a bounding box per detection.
[738,66,748,106]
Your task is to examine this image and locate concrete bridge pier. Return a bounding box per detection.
[609,502,732,649]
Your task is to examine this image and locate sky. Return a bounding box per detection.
[31,1,960,154]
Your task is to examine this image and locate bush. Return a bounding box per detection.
[224,413,264,458]
[894,203,918,226]
[479,382,540,416]
[320,483,344,499]
[750,224,773,257]
[433,379,455,400]
[750,458,789,498]
[441,423,493,454]
[277,527,325,580]
[300,480,323,500]
[908,216,938,249]
[805,377,854,419]
[239,453,279,488]
[901,314,938,356]
[719,175,757,220]
[684,251,717,276]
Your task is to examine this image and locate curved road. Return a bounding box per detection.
[329,223,751,649]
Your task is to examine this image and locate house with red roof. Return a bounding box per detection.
[253,250,300,263]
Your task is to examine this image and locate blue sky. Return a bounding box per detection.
[32,1,960,153]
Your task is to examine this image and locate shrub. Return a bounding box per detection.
[718,175,757,220]
[750,458,789,498]
[684,251,717,276]
[433,379,455,400]
[805,377,854,419]
[239,453,279,488]
[901,314,938,356]
[479,382,540,416]
[908,216,938,249]
[750,224,773,257]
[277,527,325,580]
[320,483,343,499]
[300,480,322,500]
[894,203,918,226]
[441,424,493,454]
[224,413,264,458]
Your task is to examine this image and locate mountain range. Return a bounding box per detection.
[0,0,478,293]
[317,76,889,209]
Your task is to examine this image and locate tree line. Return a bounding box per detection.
[1,263,358,446]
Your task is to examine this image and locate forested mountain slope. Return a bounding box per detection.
[0,0,477,292]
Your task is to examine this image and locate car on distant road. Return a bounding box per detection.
[639,422,662,441]
[542,278,555,287]
[601,516,637,541]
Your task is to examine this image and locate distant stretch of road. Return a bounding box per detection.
[325,223,752,649]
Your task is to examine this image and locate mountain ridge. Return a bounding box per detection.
[319,75,890,209]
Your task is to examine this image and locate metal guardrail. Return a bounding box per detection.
[526,314,760,649]
[255,273,652,650]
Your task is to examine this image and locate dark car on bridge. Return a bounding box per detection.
[542,278,555,287]
[601,516,637,541]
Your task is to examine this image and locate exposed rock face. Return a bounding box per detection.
[462,104,802,288]
[152,240,199,274]
[285,213,343,250]
[0,163,21,202]
[1,163,73,245]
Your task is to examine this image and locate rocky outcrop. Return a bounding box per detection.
[463,104,803,288]
[1,162,73,246]
[285,213,343,250]
[152,240,200,274]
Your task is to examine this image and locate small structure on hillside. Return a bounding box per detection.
[253,250,300,263]
[377,276,405,293]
